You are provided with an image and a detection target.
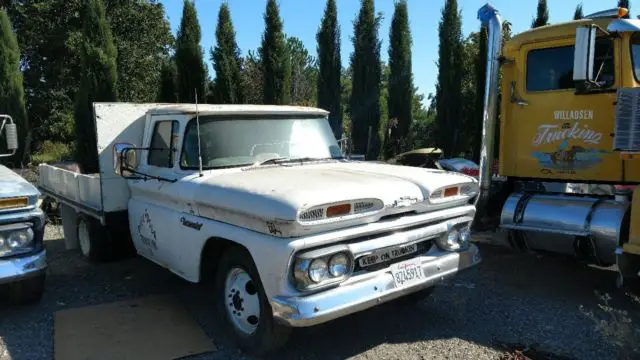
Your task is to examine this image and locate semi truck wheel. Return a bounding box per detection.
[8,274,46,305]
[215,247,290,356]
[77,215,112,262]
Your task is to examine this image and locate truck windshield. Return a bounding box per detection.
[180,116,342,169]
[631,33,640,81]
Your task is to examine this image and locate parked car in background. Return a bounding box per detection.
[388,149,479,179]
[0,115,47,305]
[438,158,479,178]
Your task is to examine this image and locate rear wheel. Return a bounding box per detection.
[214,247,290,356]
[77,215,112,262]
[7,274,46,305]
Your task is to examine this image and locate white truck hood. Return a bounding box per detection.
[192,161,477,238]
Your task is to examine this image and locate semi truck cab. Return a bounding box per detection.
[477,5,640,288]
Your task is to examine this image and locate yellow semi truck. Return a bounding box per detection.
[477,5,640,288]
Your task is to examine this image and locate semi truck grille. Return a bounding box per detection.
[615,88,640,151]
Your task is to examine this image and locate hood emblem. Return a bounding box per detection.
[391,196,418,208]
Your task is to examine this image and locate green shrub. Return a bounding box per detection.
[31,141,73,164]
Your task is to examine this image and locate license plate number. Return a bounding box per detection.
[358,243,418,268]
[390,258,424,288]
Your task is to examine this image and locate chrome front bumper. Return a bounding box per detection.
[271,244,481,327]
[0,207,47,285]
[0,250,47,285]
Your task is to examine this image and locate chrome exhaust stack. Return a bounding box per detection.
[475,4,503,210]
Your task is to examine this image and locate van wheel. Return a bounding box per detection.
[8,274,46,305]
[215,247,290,356]
[77,215,111,262]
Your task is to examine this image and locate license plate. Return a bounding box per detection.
[358,243,418,268]
[390,258,424,288]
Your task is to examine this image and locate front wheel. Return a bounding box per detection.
[215,247,290,356]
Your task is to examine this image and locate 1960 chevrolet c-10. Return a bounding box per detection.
[39,103,481,355]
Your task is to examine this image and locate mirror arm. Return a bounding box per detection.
[119,148,178,183]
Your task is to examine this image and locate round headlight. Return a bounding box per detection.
[0,234,5,249]
[7,229,32,249]
[328,253,349,277]
[437,228,461,251]
[308,258,328,283]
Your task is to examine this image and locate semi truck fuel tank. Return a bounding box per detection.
[500,193,630,266]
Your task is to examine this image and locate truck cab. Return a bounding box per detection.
[39,103,481,355]
[477,5,640,288]
[0,115,46,305]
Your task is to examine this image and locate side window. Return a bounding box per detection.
[148,120,179,168]
[526,38,615,92]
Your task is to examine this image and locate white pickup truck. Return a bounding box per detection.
[39,103,481,355]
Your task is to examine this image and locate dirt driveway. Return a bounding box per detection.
[0,226,638,360]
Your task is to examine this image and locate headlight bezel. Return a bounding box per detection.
[429,182,479,204]
[435,221,472,252]
[292,244,355,291]
[0,222,36,258]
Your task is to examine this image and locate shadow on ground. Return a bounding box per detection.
[0,233,638,360]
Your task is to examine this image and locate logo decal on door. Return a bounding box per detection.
[137,209,158,253]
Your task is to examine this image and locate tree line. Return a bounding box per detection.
[0,0,633,170]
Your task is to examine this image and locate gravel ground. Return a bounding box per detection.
[0,225,639,360]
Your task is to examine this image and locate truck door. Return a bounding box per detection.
[128,116,181,268]
[505,37,622,182]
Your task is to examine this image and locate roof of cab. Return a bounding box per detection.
[505,18,612,51]
[94,102,329,117]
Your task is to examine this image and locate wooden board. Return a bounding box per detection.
[54,295,215,360]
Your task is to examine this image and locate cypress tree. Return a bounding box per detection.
[619,0,631,18]
[260,0,290,105]
[349,0,382,159]
[74,0,118,174]
[158,59,177,103]
[531,0,550,28]
[574,3,584,20]
[385,0,413,159]
[435,0,463,157]
[175,0,206,103]
[0,8,29,165]
[317,0,342,139]
[211,2,244,104]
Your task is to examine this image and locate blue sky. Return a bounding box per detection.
[160,0,629,100]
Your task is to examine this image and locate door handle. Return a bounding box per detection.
[510,81,529,106]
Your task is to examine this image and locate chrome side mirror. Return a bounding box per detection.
[573,25,597,83]
[0,115,18,158]
[113,143,138,177]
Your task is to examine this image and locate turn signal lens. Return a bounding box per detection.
[326,203,351,218]
[618,7,629,18]
[0,197,28,210]
[444,187,459,197]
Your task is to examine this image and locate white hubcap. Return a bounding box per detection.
[225,267,261,335]
[78,220,91,258]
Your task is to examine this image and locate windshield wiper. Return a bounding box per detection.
[256,156,341,166]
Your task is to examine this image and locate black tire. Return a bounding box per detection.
[393,286,435,306]
[8,273,46,305]
[214,247,290,356]
[77,215,114,262]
